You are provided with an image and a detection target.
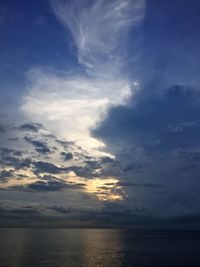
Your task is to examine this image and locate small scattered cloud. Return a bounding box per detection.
[19,122,43,132]
[60,152,73,161]
[24,136,51,154]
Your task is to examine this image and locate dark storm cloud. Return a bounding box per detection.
[92,0,200,217]
[95,85,200,153]
[24,136,51,154]
[94,85,200,216]
[19,122,43,132]
[93,0,200,155]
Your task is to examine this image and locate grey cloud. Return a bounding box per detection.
[24,136,51,154]
[19,122,43,132]
[95,85,200,153]
[56,139,74,148]
[33,161,66,174]
[60,152,73,161]
[48,205,71,214]
[10,179,85,193]
[0,170,13,182]
[117,182,164,189]
[7,137,19,141]
[100,156,114,164]
[0,147,23,157]
[26,180,69,192]
[122,163,143,173]
[0,124,6,132]
[0,147,32,169]
[93,84,200,216]
[0,204,40,218]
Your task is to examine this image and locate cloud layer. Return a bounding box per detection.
[1,0,200,227]
[21,0,145,156]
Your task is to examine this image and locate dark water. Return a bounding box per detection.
[0,229,200,267]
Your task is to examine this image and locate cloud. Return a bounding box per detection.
[21,70,132,156]
[33,161,65,174]
[48,205,71,214]
[3,0,200,224]
[60,152,73,161]
[94,85,200,152]
[0,147,32,169]
[0,170,13,182]
[0,204,41,222]
[116,182,164,189]
[19,122,43,132]
[93,85,200,216]
[21,0,145,156]
[0,124,6,132]
[24,136,51,154]
[25,180,83,192]
[88,0,200,217]
[51,0,145,71]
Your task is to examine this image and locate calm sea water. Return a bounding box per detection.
[0,228,200,267]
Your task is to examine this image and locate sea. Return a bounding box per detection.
[0,228,200,267]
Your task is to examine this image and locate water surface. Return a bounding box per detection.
[0,228,200,267]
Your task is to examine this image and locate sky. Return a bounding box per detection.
[1,0,200,228]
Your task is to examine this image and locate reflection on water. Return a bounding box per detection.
[0,228,200,266]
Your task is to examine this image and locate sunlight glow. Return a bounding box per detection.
[85,177,124,201]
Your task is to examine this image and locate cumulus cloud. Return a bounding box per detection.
[94,85,200,216]
[91,0,200,216]
[21,69,133,156]
[21,0,145,156]
[95,85,200,152]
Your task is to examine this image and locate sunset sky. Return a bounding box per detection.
[1,0,200,228]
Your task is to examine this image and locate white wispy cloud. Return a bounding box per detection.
[51,0,145,72]
[21,0,146,156]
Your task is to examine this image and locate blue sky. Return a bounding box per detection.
[0,0,200,228]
